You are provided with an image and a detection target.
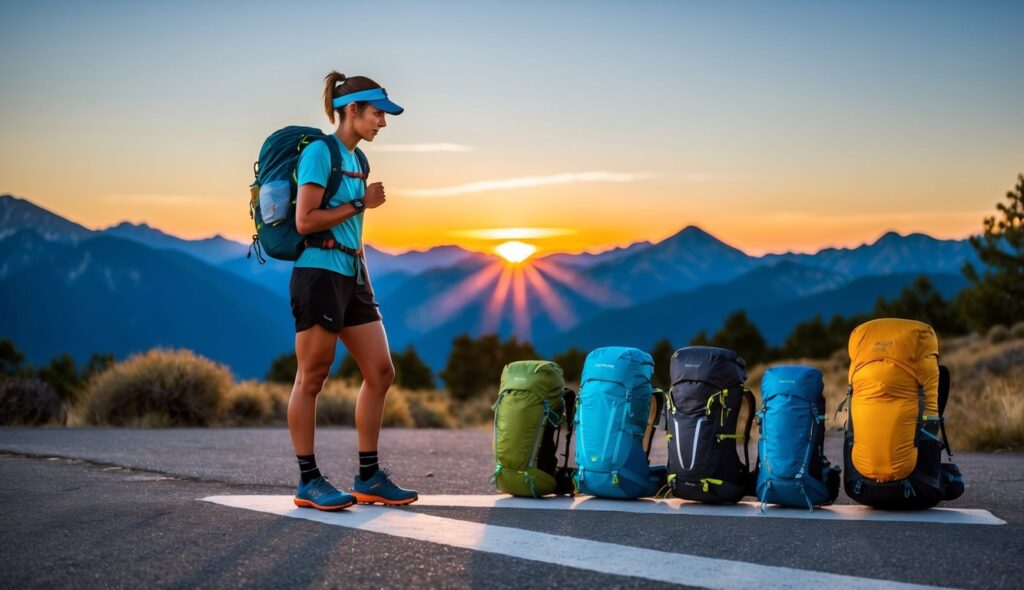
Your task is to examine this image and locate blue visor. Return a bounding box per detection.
[332,88,404,115]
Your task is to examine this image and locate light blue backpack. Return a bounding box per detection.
[573,347,666,499]
[755,365,840,510]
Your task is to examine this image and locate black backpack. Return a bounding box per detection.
[665,346,755,503]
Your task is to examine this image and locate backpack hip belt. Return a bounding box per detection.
[302,237,362,257]
[302,237,370,286]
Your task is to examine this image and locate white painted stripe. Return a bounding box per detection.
[412,494,1005,526]
[202,495,953,590]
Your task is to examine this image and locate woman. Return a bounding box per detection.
[289,71,417,511]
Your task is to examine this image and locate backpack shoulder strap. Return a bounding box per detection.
[740,387,756,472]
[645,388,666,459]
[321,137,344,206]
[938,365,950,417]
[560,388,577,472]
[354,147,370,181]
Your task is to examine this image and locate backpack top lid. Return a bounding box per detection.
[581,347,653,387]
[761,365,824,404]
[670,346,747,388]
[848,318,938,386]
[500,360,565,399]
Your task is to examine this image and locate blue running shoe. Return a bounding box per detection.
[294,476,356,511]
[351,468,418,506]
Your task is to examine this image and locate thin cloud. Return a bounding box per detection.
[102,194,207,206]
[397,171,658,198]
[449,227,579,240]
[368,143,475,153]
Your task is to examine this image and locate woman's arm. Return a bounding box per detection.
[295,182,387,235]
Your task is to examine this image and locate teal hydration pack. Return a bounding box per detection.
[574,347,667,499]
[247,126,369,262]
[755,365,841,510]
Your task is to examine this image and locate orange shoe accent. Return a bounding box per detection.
[351,492,418,506]
[293,496,355,511]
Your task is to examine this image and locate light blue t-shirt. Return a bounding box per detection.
[294,134,366,277]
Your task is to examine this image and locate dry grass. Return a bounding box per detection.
[747,337,1024,452]
[223,379,458,429]
[68,348,467,429]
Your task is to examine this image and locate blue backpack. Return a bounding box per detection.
[573,347,667,499]
[247,126,369,262]
[755,365,840,510]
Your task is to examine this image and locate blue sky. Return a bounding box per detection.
[1,0,1022,254]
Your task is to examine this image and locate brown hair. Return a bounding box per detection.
[323,71,382,124]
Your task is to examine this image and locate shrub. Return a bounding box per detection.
[405,391,457,429]
[82,349,232,427]
[225,380,289,426]
[315,381,414,428]
[0,378,65,426]
[987,324,1011,344]
[456,393,498,428]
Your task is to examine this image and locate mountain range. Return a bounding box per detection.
[0,193,981,378]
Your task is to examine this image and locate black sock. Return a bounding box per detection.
[359,451,379,481]
[297,454,321,484]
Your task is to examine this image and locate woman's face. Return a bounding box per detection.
[348,104,387,142]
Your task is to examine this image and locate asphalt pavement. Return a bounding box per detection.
[1,427,1021,589]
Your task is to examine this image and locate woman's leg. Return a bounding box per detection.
[288,324,338,456]
[338,320,395,453]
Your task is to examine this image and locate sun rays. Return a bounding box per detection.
[409,248,629,342]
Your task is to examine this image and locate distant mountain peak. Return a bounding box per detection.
[0,194,93,242]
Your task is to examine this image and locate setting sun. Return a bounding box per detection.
[495,241,537,263]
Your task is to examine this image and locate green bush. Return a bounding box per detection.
[0,378,65,426]
[82,349,232,426]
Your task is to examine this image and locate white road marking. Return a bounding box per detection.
[202,495,956,590]
[413,495,1006,526]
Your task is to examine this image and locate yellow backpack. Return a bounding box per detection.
[841,318,963,509]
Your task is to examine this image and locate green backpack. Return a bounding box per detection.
[492,360,576,497]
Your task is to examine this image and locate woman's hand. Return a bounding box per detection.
[365,182,387,209]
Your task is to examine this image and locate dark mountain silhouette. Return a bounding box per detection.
[0,194,92,242]
[540,240,653,268]
[0,229,293,379]
[586,226,759,303]
[0,195,981,377]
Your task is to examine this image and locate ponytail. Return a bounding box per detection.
[322,71,383,124]
[323,71,347,124]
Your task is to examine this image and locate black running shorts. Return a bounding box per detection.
[289,267,382,333]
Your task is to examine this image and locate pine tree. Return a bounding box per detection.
[395,345,435,390]
[266,351,298,384]
[551,347,587,383]
[649,338,675,390]
[710,310,768,366]
[959,174,1024,330]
